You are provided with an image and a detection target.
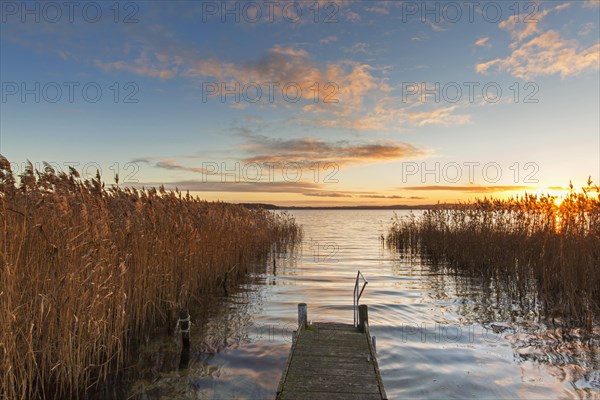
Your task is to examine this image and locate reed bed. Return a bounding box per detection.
[388,180,600,330]
[0,156,301,399]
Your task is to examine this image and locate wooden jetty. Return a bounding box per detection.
[276,302,387,400]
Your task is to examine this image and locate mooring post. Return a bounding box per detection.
[298,303,307,329]
[358,304,369,333]
[179,309,190,349]
[179,346,190,370]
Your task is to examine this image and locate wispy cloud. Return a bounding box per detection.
[358,194,424,199]
[401,185,537,193]
[320,35,338,45]
[346,11,361,22]
[28,15,471,133]
[477,3,599,79]
[364,6,390,15]
[134,158,210,174]
[411,33,430,42]
[240,134,427,166]
[363,0,401,16]
[183,46,383,120]
[97,51,179,79]
[344,42,370,54]
[475,37,492,49]
[303,192,424,199]
[426,20,447,32]
[341,102,472,131]
[135,180,322,194]
[579,22,596,36]
[132,171,436,200]
[477,30,600,79]
[498,3,570,42]
[304,192,353,198]
[134,131,429,180]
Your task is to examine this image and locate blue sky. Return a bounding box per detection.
[1,0,599,205]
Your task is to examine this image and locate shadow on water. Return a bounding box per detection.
[88,247,297,400]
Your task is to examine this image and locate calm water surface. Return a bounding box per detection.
[127,210,599,400]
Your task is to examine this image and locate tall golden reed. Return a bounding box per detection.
[388,180,600,330]
[0,156,301,399]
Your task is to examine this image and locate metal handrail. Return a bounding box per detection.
[353,270,368,327]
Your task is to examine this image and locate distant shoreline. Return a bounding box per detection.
[239,203,454,210]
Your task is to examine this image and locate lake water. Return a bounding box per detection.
[124,210,599,400]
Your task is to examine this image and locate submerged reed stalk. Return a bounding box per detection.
[0,156,301,399]
[387,181,600,330]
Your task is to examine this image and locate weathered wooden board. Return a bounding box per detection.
[279,391,383,400]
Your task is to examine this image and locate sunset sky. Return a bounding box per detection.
[1,0,599,206]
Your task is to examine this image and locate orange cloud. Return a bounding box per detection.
[475,37,492,49]
[135,180,323,194]
[241,135,427,166]
[401,185,536,192]
[478,3,598,79]
[344,103,471,131]
[100,45,471,131]
[137,159,209,174]
[97,51,177,79]
[184,47,380,120]
[304,192,353,198]
[498,3,569,42]
[477,30,600,78]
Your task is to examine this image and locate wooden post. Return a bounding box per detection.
[179,309,190,349]
[297,303,307,329]
[358,304,369,333]
[179,346,190,370]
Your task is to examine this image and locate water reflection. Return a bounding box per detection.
[117,210,598,400]
[420,260,600,398]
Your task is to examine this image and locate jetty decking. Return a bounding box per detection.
[276,304,387,400]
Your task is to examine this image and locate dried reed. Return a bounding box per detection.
[387,180,600,330]
[0,156,301,399]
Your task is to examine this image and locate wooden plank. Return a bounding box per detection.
[298,332,367,344]
[291,348,371,360]
[286,358,376,374]
[308,322,355,330]
[297,338,367,348]
[283,375,381,394]
[285,368,376,381]
[303,332,363,340]
[280,391,383,400]
[297,326,363,337]
[296,339,368,348]
[287,355,375,366]
[287,360,375,376]
[302,323,358,332]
